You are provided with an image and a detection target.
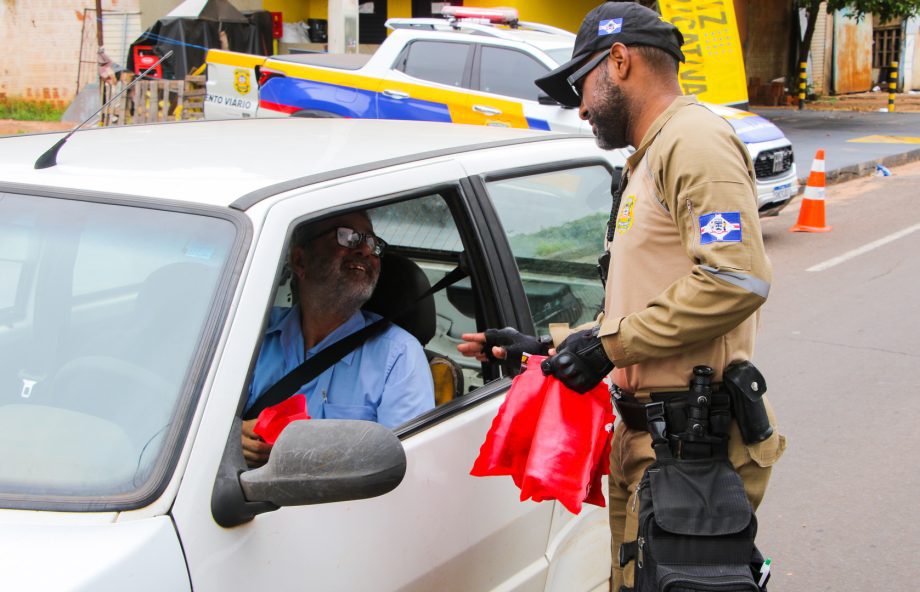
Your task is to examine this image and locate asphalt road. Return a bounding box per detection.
[753,162,920,590]
[753,108,920,183]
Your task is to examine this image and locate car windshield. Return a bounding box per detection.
[545,46,574,67]
[0,192,236,506]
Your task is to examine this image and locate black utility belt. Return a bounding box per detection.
[613,360,774,446]
[613,388,731,434]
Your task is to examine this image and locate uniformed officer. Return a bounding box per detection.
[459,3,786,590]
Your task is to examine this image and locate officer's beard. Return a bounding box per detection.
[591,62,631,151]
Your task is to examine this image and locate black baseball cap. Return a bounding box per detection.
[535,2,685,108]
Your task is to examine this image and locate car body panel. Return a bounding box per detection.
[0,514,190,591]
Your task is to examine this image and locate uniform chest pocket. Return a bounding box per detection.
[323,402,376,422]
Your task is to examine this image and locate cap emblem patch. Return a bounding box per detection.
[598,18,623,36]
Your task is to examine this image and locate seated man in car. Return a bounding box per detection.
[241,211,435,467]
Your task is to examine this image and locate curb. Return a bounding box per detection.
[798,147,920,190]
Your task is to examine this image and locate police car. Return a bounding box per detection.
[204,7,798,217]
[0,118,621,591]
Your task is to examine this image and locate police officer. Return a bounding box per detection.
[459,3,785,590]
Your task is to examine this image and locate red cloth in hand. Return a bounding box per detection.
[471,355,615,514]
[253,394,311,445]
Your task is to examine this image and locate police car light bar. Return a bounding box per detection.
[441,6,519,25]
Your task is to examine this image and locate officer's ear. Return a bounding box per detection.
[608,42,631,81]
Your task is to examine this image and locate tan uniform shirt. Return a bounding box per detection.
[597,95,772,393]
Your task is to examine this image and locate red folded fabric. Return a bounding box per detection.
[253,394,311,445]
[471,354,615,514]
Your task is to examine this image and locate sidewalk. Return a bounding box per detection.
[752,103,920,187]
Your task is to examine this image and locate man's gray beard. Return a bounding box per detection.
[304,257,378,319]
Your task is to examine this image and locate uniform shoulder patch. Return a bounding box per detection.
[699,211,742,244]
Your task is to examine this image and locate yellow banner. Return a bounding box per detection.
[659,0,748,106]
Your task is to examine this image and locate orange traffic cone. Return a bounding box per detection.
[790,149,831,232]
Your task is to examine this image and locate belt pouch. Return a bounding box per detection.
[723,361,773,445]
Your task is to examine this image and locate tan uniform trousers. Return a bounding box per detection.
[609,402,786,591]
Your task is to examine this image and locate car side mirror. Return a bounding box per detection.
[212,418,406,527]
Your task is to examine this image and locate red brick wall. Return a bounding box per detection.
[0,0,137,105]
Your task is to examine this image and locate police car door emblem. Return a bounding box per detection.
[616,195,636,233]
[598,18,623,36]
[699,212,742,244]
[234,69,251,95]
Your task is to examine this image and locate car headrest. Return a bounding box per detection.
[363,254,436,345]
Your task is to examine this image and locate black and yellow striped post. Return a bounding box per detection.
[888,61,899,113]
[798,61,808,110]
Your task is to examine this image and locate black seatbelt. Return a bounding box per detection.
[243,264,469,420]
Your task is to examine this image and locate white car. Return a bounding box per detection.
[205,8,797,216]
[0,119,619,591]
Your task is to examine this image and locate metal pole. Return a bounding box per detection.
[798,61,807,110]
[95,0,104,49]
[888,61,898,113]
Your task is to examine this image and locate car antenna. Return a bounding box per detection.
[34,50,174,170]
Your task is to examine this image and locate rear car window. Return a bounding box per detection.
[478,46,549,101]
[402,41,470,87]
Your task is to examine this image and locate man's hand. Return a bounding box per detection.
[540,327,614,393]
[242,418,272,468]
[458,328,550,376]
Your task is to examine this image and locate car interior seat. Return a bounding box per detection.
[363,254,464,406]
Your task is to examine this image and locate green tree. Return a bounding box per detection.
[797,1,920,83]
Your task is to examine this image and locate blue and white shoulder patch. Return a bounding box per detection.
[598,18,623,36]
[699,212,742,244]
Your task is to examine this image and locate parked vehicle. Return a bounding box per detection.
[204,8,797,216]
[0,118,620,591]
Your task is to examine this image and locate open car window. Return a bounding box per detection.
[259,189,493,433]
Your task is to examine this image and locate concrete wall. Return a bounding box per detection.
[0,0,139,104]
[909,18,920,90]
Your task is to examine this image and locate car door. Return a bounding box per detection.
[377,39,476,124]
[461,151,620,592]
[170,159,556,592]
[471,45,584,133]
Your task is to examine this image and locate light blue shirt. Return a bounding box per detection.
[245,307,435,428]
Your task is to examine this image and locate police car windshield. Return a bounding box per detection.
[0,192,236,506]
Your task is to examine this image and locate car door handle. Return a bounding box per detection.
[473,105,502,116]
[382,89,410,100]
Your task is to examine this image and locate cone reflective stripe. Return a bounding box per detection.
[803,151,825,200]
[790,149,831,233]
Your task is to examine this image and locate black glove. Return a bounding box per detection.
[484,327,552,376]
[540,327,614,393]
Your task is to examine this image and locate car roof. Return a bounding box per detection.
[385,18,575,53]
[0,119,568,207]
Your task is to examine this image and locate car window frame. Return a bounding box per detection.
[0,181,252,513]
[238,180,524,440]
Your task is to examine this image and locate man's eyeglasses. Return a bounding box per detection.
[312,226,387,257]
[566,51,608,99]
